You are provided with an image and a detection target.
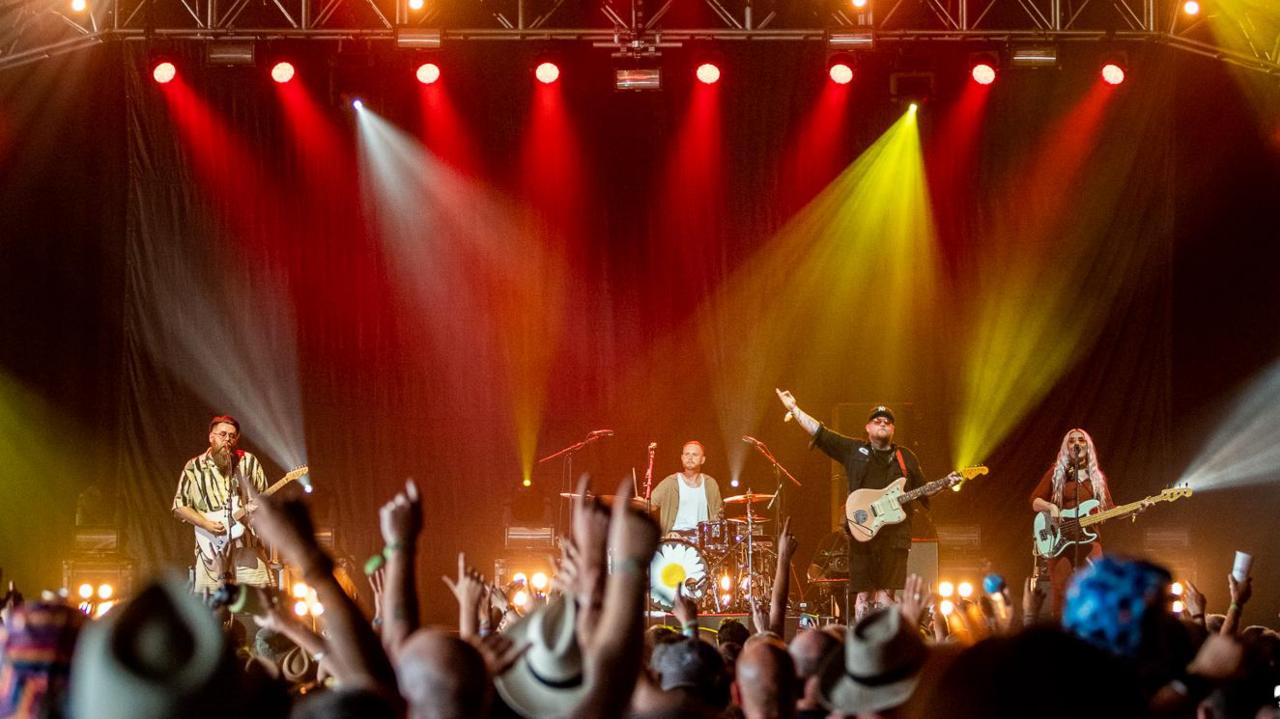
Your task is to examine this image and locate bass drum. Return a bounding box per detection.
[649,539,708,609]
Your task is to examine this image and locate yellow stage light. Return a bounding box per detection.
[78,583,94,600]
[1170,581,1184,597]
[957,581,974,599]
[531,572,549,591]
[940,599,955,616]
[293,601,309,617]
[938,581,954,598]
[97,583,113,600]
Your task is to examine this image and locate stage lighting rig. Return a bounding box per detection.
[205,41,255,65]
[396,28,442,49]
[889,71,933,108]
[827,31,875,51]
[615,67,661,91]
[968,51,999,85]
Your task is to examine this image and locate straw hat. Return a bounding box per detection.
[818,607,927,714]
[493,595,589,717]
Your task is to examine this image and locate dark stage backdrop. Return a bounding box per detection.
[2,41,1278,624]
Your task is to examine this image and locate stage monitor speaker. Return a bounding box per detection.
[906,539,939,589]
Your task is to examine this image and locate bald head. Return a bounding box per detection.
[789,628,840,680]
[395,630,491,719]
[734,638,797,719]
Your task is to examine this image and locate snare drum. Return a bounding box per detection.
[649,539,708,609]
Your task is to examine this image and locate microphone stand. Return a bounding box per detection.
[539,431,611,543]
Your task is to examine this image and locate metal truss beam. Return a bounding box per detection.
[3,0,1278,75]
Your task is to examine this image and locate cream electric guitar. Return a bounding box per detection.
[194,466,309,559]
[845,466,989,541]
[1032,487,1192,558]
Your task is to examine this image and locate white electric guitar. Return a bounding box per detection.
[1032,486,1192,558]
[194,466,309,559]
[845,466,988,541]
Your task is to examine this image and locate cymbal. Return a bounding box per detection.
[559,493,652,510]
[723,492,777,505]
[726,514,771,525]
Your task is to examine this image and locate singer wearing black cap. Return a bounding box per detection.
[775,390,937,620]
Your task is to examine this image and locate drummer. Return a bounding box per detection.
[651,441,725,537]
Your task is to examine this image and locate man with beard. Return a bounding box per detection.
[173,415,271,592]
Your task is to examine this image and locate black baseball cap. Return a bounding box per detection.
[868,406,895,423]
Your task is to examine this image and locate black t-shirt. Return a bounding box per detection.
[812,424,928,550]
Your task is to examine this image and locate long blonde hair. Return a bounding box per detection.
[1050,428,1111,510]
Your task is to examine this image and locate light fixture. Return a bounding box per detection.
[1009,45,1058,68]
[97,583,114,600]
[615,68,661,91]
[938,581,954,598]
[271,61,296,84]
[416,62,441,85]
[957,581,974,599]
[828,32,875,51]
[152,61,177,85]
[695,62,721,85]
[205,41,255,65]
[396,28,442,49]
[535,61,560,84]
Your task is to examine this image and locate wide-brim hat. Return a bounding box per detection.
[818,607,926,714]
[494,595,589,718]
[69,578,232,719]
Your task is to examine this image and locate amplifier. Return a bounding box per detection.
[73,528,120,553]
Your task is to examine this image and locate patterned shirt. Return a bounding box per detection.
[173,449,268,513]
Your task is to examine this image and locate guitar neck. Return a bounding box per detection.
[899,476,952,505]
[1078,497,1148,527]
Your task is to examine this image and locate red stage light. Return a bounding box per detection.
[1101,63,1126,85]
[416,62,441,85]
[829,63,853,85]
[271,62,295,84]
[971,62,996,85]
[696,63,721,85]
[535,62,560,84]
[152,61,177,85]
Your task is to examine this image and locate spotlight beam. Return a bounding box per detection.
[1180,359,1280,492]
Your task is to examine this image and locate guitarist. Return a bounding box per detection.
[172,415,272,593]
[1029,428,1113,616]
[776,391,943,620]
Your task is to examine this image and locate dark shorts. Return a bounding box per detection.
[848,543,909,593]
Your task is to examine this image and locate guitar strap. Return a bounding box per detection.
[894,449,908,479]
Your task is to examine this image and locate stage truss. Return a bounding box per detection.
[1,0,1277,75]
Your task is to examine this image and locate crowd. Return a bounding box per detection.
[2,475,1278,719]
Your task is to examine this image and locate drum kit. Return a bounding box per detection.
[647,490,779,613]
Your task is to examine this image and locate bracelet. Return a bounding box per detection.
[382,542,406,558]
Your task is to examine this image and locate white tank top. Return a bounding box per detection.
[672,476,708,531]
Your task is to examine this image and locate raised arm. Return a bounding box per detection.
[768,516,797,637]
[776,388,820,436]
[379,479,423,656]
[248,491,399,695]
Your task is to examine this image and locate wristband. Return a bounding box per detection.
[382,542,406,558]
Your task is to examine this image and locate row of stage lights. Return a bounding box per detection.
[149,57,1127,89]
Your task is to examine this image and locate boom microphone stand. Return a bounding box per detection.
[539,429,613,542]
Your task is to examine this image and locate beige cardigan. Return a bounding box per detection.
[651,473,724,534]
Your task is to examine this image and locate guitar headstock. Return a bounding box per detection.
[948,465,989,492]
[1157,486,1192,502]
[285,465,310,482]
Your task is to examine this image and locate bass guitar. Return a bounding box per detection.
[845,466,988,542]
[1032,486,1192,558]
[195,465,309,559]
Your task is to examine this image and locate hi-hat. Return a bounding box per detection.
[723,492,776,505]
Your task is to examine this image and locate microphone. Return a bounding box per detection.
[742,436,764,447]
[588,429,614,437]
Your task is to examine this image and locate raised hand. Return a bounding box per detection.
[442,552,488,639]
[379,479,423,547]
[749,597,770,635]
[899,574,932,627]
[472,632,529,677]
[776,516,797,563]
[672,584,698,628]
[1181,580,1205,622]
[774,388,798,411]
[606,479,659,568]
